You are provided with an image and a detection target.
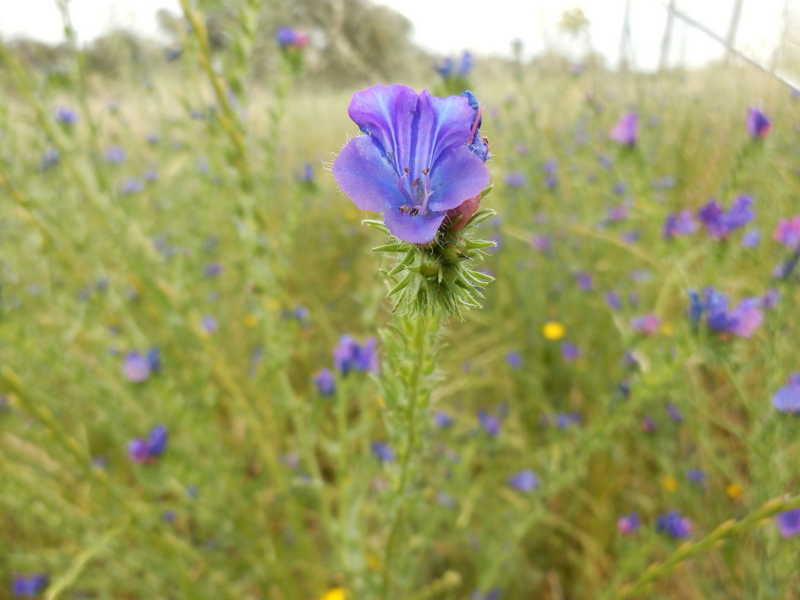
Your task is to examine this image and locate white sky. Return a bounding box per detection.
[0,0,791,71]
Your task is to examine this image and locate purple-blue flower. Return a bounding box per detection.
[105,146,126,163]
[686,469,705,485]
[630,314,661,335]
[663,210,696,238]
[741,229,760,248]
[687,290,703,328]
[777,508,800,537]
[55,105,78,125]
[123,352,150,382]
[504,172,525,188]
[275,27,308,48]
[332,85,491,244]
[772,373,800,413]
[478,410,500,436]
[667,403,683,423]
[434,411,454,428]
[507,469,539,493]
[12,574,48,597]
[698,196,754,240]
[704,288,763,338]
[617,512,640,535]
[371,441,394,462]
[434,56,453,78]
[773,216,800,248]
[314,368,336,397]
[605,291,622,311]
[505,351,522,368]
[333,335,379,376]
[610,113,637,147]
[575,272,592,291]
[121,178,144,194]
[128,424,168,464]
[656,510,692,538]
[746,107,771,138]
[202,315,218,333]
[561,342,580,360]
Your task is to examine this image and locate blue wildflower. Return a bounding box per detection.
[772,374,800,413]
[55,105,78,125]
[129,424,168,464]
[105,146,126,163]
[332,85,491,244]
[746,107,771,138]
[12,574,48,597]
[698,196,754,240]
[663,210,696,238]
[777,508,800,537]
[434,411,454,428]
[561,343,580,361]
[121,178,144,194]
[202,315,218,333]
[371,441,394,462]
[505,351,522,368]
[314,369,336,397]
[478,410,500,436]
[687,290,703,329]
[741,229,760,248]
[686,469,705,485]
[333,335,379,376]
[508,469,539,493]
[703,287,763,338]
[617,512,640,535]
[123,352,150,382]
[656,510,692,538]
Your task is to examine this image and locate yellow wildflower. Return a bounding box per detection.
[661,475,678,492]
[726,483,743,499]
[243,314,259,328]
[321,588,348,600]
[542,321,565,340]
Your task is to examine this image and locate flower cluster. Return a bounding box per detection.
[688,288,763,338]
[697,196,754,240]
[123,348,161,383]
[129,424,169,464]
[610,113,637,147]
[434,51,473,80]
[12,574,48,598]
[772,374,800,413]
[656,510,692,538]
[334,335,378,376]
[275,27,309,49]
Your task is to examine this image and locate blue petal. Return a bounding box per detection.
[428,147,490,212]
[332,135,407,213]
[383,205,447,244]
[412,91,476,174]
[347,84,417,175]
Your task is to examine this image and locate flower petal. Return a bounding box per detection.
[332,135,407,212]
[428,147,490,212]
[412,91,475,172]
[348,84,418,175]
[383,206,447,244]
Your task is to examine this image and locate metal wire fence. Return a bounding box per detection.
[618,0,800,87]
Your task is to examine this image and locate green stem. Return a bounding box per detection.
[380,314,436,600]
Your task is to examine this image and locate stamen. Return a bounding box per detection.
[469,105,485,144]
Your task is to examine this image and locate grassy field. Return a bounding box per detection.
[2,13,800,600]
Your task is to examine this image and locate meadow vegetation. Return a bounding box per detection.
[2,3,800,599]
